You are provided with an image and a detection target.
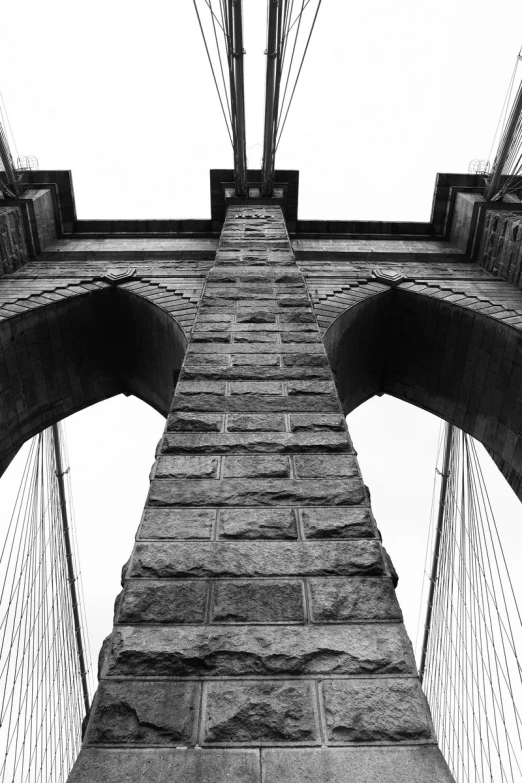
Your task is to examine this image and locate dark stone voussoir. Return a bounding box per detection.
[129,540,385,579]
[102,623,417,678]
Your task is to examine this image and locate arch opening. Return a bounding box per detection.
[324,287,522,499]
[0,286,186,477]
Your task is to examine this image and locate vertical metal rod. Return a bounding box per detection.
[228,0,247,195]
[51,423,91,716]
[485,81,522,200]
[262,0,281,194]
[419,422,454,685]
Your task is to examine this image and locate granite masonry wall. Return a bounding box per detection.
[64,205,454,783]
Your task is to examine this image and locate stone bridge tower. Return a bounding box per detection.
[1,169,521,782]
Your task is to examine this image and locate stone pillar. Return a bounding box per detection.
[70,205,454,782]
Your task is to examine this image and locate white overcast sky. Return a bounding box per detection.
[1,0,522,677]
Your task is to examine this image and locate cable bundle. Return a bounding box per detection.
[420,425,522,782]
[0,425,92,783]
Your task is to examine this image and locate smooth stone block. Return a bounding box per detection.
[118,580,207,623]
[309,577,402,622]
[155,456,220,479]
[219,508,297,539]
[223,456,291,478]
[260,747,454,783]
[103,624,416,677]
[85,681,199,745]
[322,679,434,743]
[68,748,260,783]
[139,508,214,540]
[302,508,375,539]
[204,682,319,744]
[212,580,304,623]
[129,541,385,578]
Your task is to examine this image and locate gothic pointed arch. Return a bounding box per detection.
[0,285,187,477]
[324,284,522,500]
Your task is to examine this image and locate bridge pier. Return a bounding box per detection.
[68,204,453,782]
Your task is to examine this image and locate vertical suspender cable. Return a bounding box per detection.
[51,424,90,717]
[419,422,454,684]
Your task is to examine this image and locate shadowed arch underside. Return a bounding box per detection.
[0,287,187,477]
[324,287,522,499]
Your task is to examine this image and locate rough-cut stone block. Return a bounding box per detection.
[85,681,199,745]
[227,414,286,432]
[167,413,223,432]
[309,577,402,622]
[237,311,275,323]
[139,508,214,539]
[280,311,316,323]
[302,508,375,539]
[118,580,207,623]
[294,455,359,478]
[182,366,331,381]
[322,679,433,743]
[69,748,260,783]
[223,456,291,478]
[184,354,230,367]
[160,432,351,455]
[155,456,220,479]
[148,478,367,507]
[103,624,416,677]
[231,354,281,366]
[212,580,304,622]
[234,332,277,342]
[219,508,297,539]
[289,414,346,432]
[129,541,385,578]
[260,747,455,783]
[283,354,329,367]
[176,381,226,395]
[204,682,319,744]
[171,394,341,412]
[230,381,283,395]
[287,381,336,395]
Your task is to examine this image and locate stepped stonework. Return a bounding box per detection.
[2,169,522,781]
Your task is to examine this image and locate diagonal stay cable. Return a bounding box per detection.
[192,0,234,145]
[276,0,323,150]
